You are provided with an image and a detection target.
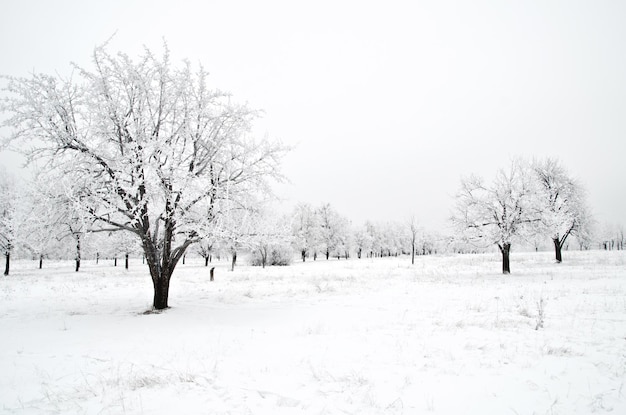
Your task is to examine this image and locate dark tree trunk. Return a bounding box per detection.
[75,234,81,272]
[325,250,330,260]
[553,238,562,263]
[96,252,99,264]
[411,242,415,265]
[313,252,317,261]
[152,274,171,310]
[499,243,511,274]
[114,257,118,267]
[357,248,362,259]
[204,256,209,267]
[301,249,306,262]
[4,251,9,276]
[231,251,237,271]
[142,235,192,310]
[39,254,43,270]
[125,253,129,269]
[210,267,215,281]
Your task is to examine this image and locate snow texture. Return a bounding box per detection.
[1,251,625,414]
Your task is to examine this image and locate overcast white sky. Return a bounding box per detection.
[1,0,625,231]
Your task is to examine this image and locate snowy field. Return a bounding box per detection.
[1,251,625,414]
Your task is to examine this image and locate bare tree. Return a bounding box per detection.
[408,215,419,265]
[452,160,539,274]
[532,158,590,263]
[1,44,285,309]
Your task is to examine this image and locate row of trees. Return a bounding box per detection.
[0,174,443,275]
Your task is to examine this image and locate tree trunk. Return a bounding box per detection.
[143,237,190,310]
[411,241,415,265]
[553,238,562,263]
[125,253,129,269]
[152,275,171,310]
[204,256,209,267]
[231,251,237,271]
[4,251,9,276]
[210,267,215,281]
[75,234,81,272]
[301,249,306,262]
[39,254,43,270]
[114,257,117,267]
[96,252,99,264]
[325,250,330,260]
[499,243,511,274]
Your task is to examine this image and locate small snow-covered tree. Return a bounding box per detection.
[291,203,321,262]
[0,170,19,275]
[196,235,218,266]
[249,209,292,268]
[407,216,420,264]
[221,206,254,272]
[20,177,63,269]
[452,160,539,274]
[532,158,590,262]
[1,44,285,309]
[316,203,351,260]
[352,224,372,259]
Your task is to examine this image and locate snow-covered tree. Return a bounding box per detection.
[0,170,19,275]
[19,177,64,269]
[316,204,351,260]
[407,216,420,264]
[291,203,321,262]
[451,159,539,274]
[249,209,292,268]
[196,235,218,266]
[352,225,372,259]
[220,207,254,272]
[532,158,590,262]
[1,44,285,309]
[108,230,141,269]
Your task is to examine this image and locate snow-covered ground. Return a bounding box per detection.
[1,250,625,414]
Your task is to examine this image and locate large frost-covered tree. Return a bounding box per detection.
[532,158,590,263]
[452,160,539,274]
[1,44,285,309]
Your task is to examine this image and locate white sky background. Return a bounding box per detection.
[1,0,625,231]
